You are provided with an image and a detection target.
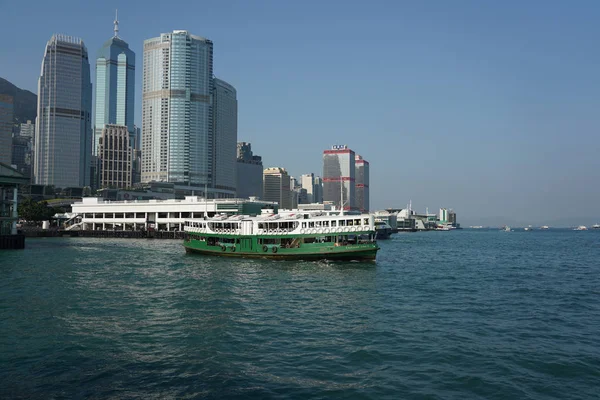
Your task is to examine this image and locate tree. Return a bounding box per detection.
[18,198,55,222]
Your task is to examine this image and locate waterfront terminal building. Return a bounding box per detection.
[69,196,277,232]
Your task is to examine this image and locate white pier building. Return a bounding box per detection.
[68,196,276,231]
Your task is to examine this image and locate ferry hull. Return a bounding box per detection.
[183,242,379,261]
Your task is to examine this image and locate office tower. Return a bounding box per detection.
[20,120,35,139]
[0,95,13,165]
[290,176,299,209]
[142,30,214,192]
[34,34,92,188]
[236,142,263,199]
[97,125,132,188]
[93,13,135,156]
[314,176,323,203]
[263,167,292,209]
[213,78,237,193]
[355,154,370,212]
[131,125,141,184]
[322,145,355,210]
[301,173,315,203]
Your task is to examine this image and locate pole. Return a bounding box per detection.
[11,187,18,235]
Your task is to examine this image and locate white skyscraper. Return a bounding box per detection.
[301,173,315,203]
[34,34,92,188]
[141,30,214,191]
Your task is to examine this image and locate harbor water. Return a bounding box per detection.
[1,230,599,399]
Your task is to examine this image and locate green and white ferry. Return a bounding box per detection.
[183,211,380,261]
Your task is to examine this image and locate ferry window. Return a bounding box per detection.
[158,213,167,218]
[323,221,329,227]
[115,213,124,218]
[354,219,360,225]
[126,213,134,218]
[181,212,190,218]
[84,213,92,218]
[309,222,315,228]
[302,222,307,228]
[331,220,336,227]
[136,213,145,218]
[364,218,369,225]
[339,220,345,226]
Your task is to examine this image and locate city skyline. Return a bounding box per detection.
[2,1,599,225]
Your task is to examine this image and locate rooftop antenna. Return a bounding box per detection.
[113,9,119,38]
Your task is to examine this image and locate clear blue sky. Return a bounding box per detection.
[2,0,599,226]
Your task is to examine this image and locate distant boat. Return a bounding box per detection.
[503,226,511,232]
[592,224,600,229]
[375,220,393,240]
[574,225,588,231]
[540,226,550,230]
[524,225,533,231]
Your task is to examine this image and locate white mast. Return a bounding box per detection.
[339,177,344,216]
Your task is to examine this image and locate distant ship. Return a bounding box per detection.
[540,226,550,230]
[524,225,533,231]
[592,224,600,229]
[503,226,511,232]
[574,225,588,231]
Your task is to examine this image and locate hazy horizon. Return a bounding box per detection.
[2,0,599,225]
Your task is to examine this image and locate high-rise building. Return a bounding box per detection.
[301,173,315,203]
[355,154,370,212]
[20,120,35,139]
[34,34,92,188]
[263,167,292,209]
[141,30,214,193]
[236,142,263,199]
[290,176,299,209]
[11,136,32,178]
[213,78,237,193]
[98,124,132,188]
[0,95,13,165]
[314,176,323,203]
[323,145,355,210]
[93,13,135,156]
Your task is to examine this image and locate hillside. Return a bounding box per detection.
[0,77,37,127]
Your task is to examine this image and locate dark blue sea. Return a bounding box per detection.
[1,229,599,399]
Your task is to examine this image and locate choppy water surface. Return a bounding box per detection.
[1,230,599,399]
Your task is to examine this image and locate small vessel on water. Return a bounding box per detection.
[592,224,600,229]
[524,225,533,231]
[374,220,393,240]
[183,211,380,261]
[574,225,588,231]
[503,226,511,232]
[540,226,550,230]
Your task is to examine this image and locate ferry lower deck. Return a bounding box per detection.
[183,231,379,261]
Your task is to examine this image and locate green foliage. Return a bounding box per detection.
[18,198,56,222]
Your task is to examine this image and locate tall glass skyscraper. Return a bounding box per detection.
[0,95,13,166]
[141,30,213,189]
[34,34,92,188]
[93,15,135,155]
[213,77,237,193]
